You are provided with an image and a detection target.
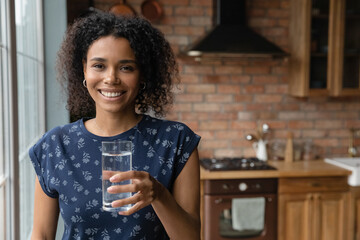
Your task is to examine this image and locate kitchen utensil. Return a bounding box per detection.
[109,0,136,16]
[141,0,163,22]
[245,134,258,142]
[284,131,293,163]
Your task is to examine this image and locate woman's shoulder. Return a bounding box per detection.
[138,115,200,144]
[35,120,83,144]
[140,115,192,133]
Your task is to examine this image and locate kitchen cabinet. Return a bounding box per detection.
[278,177,350,240]
[289,0,360,97]
[349,187,360,240]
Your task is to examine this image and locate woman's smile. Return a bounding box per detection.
[99,89,126,98]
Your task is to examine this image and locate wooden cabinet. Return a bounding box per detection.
[289,0,360,97]
[278,177,350,240]
[349,187,360,240]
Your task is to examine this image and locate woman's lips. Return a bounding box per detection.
[99,90,125,98]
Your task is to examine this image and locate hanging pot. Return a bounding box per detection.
[109,0,136,16]
[141,0,163,22]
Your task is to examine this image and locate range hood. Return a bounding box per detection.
[186,0,287,58]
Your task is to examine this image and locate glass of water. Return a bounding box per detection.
[102,140,133,212]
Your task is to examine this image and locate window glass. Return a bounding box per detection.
[15,0,44,238]
[0,186,5,240]
[0,0,8,239]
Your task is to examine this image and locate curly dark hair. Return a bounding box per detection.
[56,11,179,121]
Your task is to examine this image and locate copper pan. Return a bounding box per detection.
[109,0,136,16]
[141,0,163,22]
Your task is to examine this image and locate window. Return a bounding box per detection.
[15,0,45,238]
[1,0,45,239]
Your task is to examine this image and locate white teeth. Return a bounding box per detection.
[101,91,122,98]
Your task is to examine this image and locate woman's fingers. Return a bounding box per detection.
[107,171,164,215]
[109,170,145,182]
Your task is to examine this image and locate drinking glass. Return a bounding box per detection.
[102,140,133,212]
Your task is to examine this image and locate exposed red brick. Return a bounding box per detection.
[180,74,201,83]
[254,94,283,103]
[231,75,251,84]
[199,121,228,130]
[215,66,243,75]
[313,138,339,147]
[184,65,214,74]
[176,93,203,102]
[174,6,205,16]
[202,75,231,84]
[163,0,190,6]
[302,129,327,138]
[217,85,242,94]
[189,16,212,26]
[206,94,233,103]
[243,85,265,94]
[174,26,206,36]
[186,84,216,93]
[246,103,273,111]
[245,66,271,74]
[315,120,343,129]
[231,121,257,130]
[223,104,246,112]
[234,95,253,103]
[193,103,221,112]
[248,18,277,27]
[216,130,244,139]
[202,140,229,149]
[288,121,314,129]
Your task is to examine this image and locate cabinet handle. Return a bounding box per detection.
[311,182,321,187]
[214,198,223,204]
[307,194,313,200]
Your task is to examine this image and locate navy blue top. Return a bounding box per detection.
[29,115,201,240]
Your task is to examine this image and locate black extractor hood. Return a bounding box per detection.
[186,0,287,58]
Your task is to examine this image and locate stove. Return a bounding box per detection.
[200,157,276,171]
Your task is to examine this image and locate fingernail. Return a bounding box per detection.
[110,176,117,182]
[107,186,115,192]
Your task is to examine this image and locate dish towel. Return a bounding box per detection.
[231,197,265,231]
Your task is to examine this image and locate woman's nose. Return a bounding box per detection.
[104,68,119,84]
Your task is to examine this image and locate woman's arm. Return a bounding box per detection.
[31,176,60,240]
[152,148,200,239]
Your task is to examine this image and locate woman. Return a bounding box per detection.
[29,11,201,240]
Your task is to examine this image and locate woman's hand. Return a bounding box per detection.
[107,170,164,215]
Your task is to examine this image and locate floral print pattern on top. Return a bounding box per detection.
[29,115,200,240]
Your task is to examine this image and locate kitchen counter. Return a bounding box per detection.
[200,159,352,180]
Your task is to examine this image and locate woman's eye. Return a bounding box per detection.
[93,64,104,69]
[120,65,135,72]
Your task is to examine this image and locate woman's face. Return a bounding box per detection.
[83,36,140,116]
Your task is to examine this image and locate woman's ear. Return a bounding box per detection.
[83,60,87,78]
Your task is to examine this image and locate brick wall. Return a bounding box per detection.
[94,0,360,160]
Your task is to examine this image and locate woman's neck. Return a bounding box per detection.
[89,112,142,137]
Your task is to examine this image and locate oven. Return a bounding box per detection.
[201,158,277,240]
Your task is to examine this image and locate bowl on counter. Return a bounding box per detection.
[325,157,360,186]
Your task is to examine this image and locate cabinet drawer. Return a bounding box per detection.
[279,177,349,193]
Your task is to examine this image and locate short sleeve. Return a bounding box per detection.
[173,125,201,179]
[29,133,59,198]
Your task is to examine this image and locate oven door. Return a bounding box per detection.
[204,194,277,240]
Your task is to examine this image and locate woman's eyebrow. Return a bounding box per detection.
[119,59,137,64]
[89,58,137,64]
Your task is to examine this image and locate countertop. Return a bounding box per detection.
[200,159,352,180]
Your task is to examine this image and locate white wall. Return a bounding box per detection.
[44,0,69,130]
[43,0,68,239]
